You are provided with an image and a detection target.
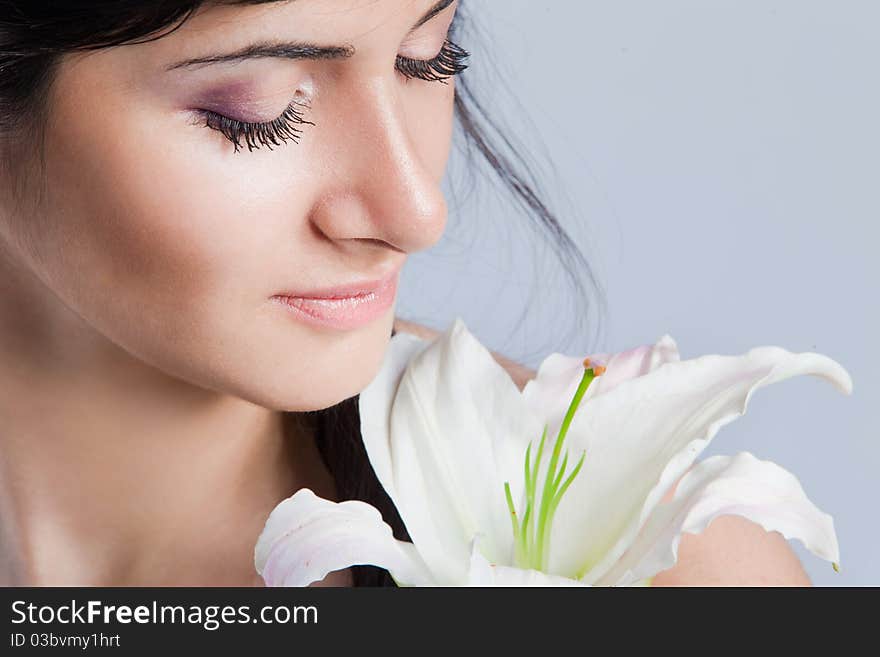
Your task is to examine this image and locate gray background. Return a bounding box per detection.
[397,1,878,585]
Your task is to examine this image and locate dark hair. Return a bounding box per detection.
[0,0,602,585]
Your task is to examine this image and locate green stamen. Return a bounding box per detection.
[520,503,532,559]
[502,359,605,571]
[523,425,547,559]
[504,481,523,566]
[552,451,570,491]
[524,443,533,502]
[539,450,587,564]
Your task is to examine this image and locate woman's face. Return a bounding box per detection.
[1,0,456,410]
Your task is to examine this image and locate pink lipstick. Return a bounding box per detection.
[271,267,400,331]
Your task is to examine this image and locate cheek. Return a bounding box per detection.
[410,79,456,181]
[37,79,319,382]
[43,121,279,313]
[390,71,457,183]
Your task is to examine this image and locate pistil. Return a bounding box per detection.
[504,357,605,571]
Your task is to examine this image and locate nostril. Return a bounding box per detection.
[362,238,405,253]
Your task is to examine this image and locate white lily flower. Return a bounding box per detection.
[255,318,852,586]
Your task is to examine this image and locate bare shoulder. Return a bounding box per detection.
[650,471,812,586]
[392,317,536,391]
[392,317,442,342]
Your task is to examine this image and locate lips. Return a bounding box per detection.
[275,262,403,300]
[271,262,403,331]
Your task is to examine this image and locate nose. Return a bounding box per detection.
[307,74,449,255]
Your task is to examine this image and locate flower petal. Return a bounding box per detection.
[546,345,851,582]
[522,335,680,440]
[255,488,434,587]
[359,317,544,583]
[595,452,840,585]
[465,535,589,586]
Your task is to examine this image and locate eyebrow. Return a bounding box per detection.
[166,0,456,71]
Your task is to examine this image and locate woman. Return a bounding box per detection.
[0,0,810,586]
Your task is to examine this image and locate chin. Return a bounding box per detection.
[238,318,395,412]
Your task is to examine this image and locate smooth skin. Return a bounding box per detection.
[0,0,455,587]
[0,0,809,586]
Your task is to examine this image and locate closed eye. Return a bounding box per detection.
[395,37,470,84]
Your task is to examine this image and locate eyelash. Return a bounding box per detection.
[195,98,314,154]
[395,38,470,84]
[194,38,470,154]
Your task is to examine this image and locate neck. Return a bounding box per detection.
[0,255,326,585]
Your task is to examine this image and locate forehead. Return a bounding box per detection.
[55,0,455,102]
[97,0,454,80]
[163,0,430,51]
